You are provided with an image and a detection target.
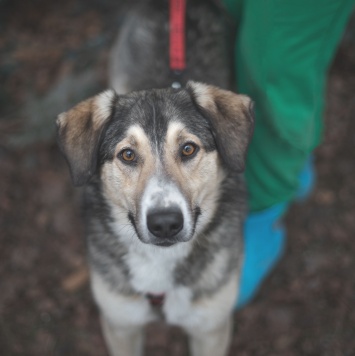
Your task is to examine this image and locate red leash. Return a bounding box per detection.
[170,0,186,86]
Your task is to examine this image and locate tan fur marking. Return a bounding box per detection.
[57,96,94,136]
[164,122,224,222]
[188,82,217,112]
[101,125,156,214]
[187,80,254,172]
[56,89,117,185]
[92,90,116,129]
[188,81,250,118]
[57,89,115,132]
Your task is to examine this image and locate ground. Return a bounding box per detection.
[1,1,355,355]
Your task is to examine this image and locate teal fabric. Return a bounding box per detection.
[223,0,354,308]
[224,0,354,211]
[236,202,287,308]
[235,158,315,308]
[223,0,354,307]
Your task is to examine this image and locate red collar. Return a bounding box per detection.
[146,293,165,307]
[169,0,186,86]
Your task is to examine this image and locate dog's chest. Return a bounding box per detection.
[124,243,192,295]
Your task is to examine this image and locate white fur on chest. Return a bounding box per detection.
[124,240,192,294]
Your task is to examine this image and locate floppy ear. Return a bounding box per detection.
[56,90,117,186]
[187,81,254,172]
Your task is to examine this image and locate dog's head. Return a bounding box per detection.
[57,81,254,247]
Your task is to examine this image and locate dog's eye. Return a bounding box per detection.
[181,143,198,158]
[119,149,136,162]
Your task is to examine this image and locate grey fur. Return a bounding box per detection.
[174,175,246,299]
[84,182,135,295]
[58,1,254,355]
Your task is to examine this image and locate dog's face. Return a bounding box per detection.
[57,82,254,247]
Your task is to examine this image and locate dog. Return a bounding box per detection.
[56,0,254,355]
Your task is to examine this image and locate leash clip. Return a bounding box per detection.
[171,69,184,89]
[169,0,186,89]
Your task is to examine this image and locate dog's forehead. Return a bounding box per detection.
[127,89,207,134]
[101,89,215,158]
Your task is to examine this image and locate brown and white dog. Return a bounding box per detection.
[57,1,254,355]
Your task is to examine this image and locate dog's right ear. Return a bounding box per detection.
[56,90,117,186]
[187,81,254,173]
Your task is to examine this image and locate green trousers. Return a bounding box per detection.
[223,0,354,211]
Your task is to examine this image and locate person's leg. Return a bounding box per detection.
[237,0,354,211]
[224,0,354,307]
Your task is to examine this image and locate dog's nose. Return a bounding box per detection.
[147,208,183,239]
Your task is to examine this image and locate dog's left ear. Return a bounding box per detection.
[187,81,254,172]
[56,90,117,186]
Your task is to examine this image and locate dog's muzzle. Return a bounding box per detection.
[138,176,194,246]
[147,207,184,246]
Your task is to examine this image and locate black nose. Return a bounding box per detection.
[147,208,184,239]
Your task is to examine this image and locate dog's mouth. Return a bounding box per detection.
[128,207,201,247]
[153,240,178,248]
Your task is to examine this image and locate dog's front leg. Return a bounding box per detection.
[101,315,144,356]
[168,275,239,356]
[91,273,156,356]
[188,316,233,356]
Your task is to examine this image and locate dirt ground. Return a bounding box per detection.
[1,1,355,355]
